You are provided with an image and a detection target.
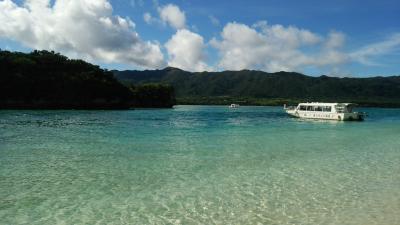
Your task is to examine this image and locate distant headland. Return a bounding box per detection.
[0,50,175,109]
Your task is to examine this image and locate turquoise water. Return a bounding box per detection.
[1,106,399,224]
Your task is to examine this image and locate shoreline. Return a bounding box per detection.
[176,98,400,108]
[2,104,399,110]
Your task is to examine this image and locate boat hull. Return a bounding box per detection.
[286,110,364,121]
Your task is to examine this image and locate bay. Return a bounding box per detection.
[1,106,399,224]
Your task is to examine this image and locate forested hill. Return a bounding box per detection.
[0,50,175,109]
[114,67,400,107]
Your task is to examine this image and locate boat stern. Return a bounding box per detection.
[341,112,366,121]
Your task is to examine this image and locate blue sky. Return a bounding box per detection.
[1,0,399,76]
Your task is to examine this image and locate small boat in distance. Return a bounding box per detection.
[229,104,240,108]
[284,102,365,121]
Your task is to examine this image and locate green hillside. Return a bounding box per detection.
[0,50,175,109]
[114,67,400,107]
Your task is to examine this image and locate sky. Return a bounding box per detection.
[0,0,399,76]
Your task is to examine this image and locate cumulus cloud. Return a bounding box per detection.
[165,29,211,72]
[0,0,165,68]
[210,21,350,72]
[155,4,210,72]
[325,31,345,49]
[350,33,400,65]
[211,21,400,73]
[253,21,321,46]
[158,4,186,30]
[3,0,397,74]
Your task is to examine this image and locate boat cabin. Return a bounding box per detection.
[297,103,355,113]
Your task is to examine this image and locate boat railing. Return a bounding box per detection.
[284,104,296,110]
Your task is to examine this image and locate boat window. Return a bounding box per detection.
[323,106,332,112]
[335,105,345,113]
[315,106,323,111]
[299,105,306,111]
[306,106,313,111]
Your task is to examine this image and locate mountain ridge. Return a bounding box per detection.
[113,67,400,107]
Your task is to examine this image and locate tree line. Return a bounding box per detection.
[0,50,175,109]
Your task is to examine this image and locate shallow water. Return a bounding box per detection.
[1,106,399,224]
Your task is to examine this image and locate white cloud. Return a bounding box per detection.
[210,21,350,72]
[211,21,400,73]
[209,15,220,26]
[158,4,186,30]
[143,12,154,24]
[165,29,211,72]
[255,21,322,47]
[0,0,166,69]
[325,31,345,49]
[3,0,398,74]
[350,33,400,65]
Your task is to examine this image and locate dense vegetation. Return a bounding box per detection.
[128,83,176,108]
[0,50,175,109]
[114,67,400,107]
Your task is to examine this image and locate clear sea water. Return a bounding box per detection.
[1,106,399,225]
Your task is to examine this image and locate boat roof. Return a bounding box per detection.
[298,102,355,106]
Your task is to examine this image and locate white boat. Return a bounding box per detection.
[284,102,365,121]
[229,103,240,108]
